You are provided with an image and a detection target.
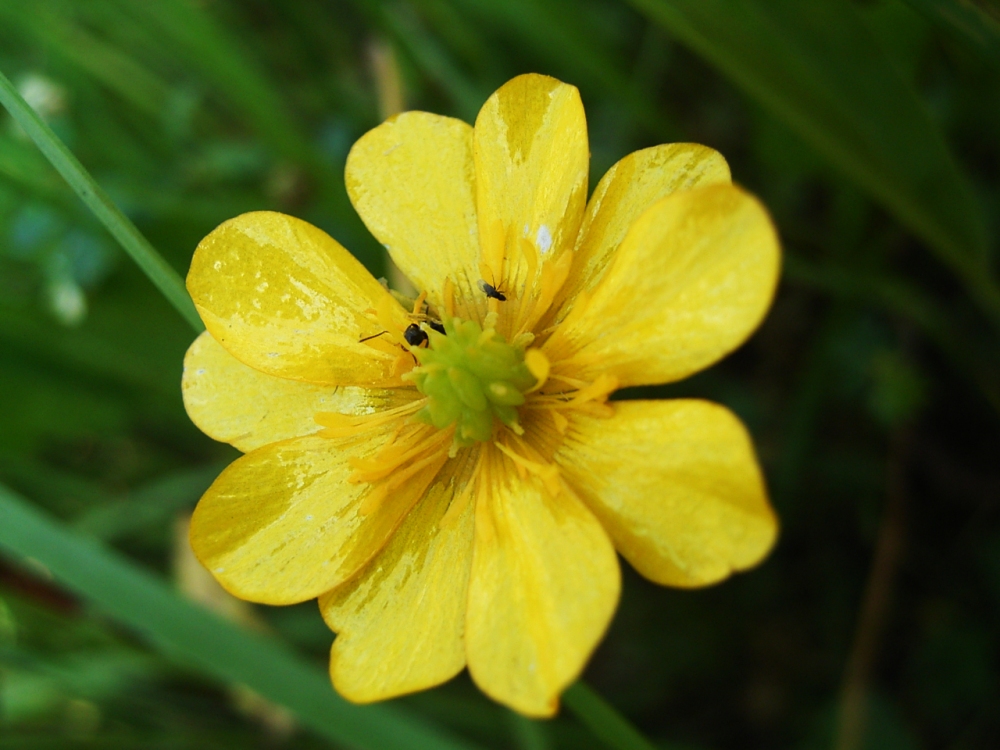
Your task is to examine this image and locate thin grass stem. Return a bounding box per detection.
[0,66,203,333]
[507,711,550,750]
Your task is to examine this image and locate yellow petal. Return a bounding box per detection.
[556,400,777,587]
[182,331,413,452]
[319,448,479,703]
[473,74,588,330]
[543,183,780,387]
[189,432,443,605]
[346,112,483,322]
[187,211,409,387]
[465,447,620,717]
[551,144,731,324]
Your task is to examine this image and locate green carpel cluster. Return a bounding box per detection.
[407,317,536,446]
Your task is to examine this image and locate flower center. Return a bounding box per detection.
[406,315,539,447]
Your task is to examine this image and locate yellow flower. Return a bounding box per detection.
[182,73,780,717]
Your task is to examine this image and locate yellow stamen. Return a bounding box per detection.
[523,349,550,392]
[314,399,423,438]
[522,369,619,430]
[494,440,561,497]
[545,373,589,389]
[358,447,450,516]
[442,278,456,319]
[567,373,619,406]
[513,235,539,332]
[411,290,428,316]
[349,425,451,484]
[521,248,572,335]
[482,310,500,333]
[480,219,506,287]
[524,372,618,411]
[538,288,591,360]
[392,350,414,377]
[375,293,406,338]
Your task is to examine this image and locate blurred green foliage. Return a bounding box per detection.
[1,0,999,748]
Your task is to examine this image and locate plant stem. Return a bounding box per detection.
[0,66,203,333]
[563,681,658,750]
[833,430,909,750]
[507,711,550,750]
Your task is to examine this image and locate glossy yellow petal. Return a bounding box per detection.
[346,112,483,321]
[557,400,777,587]
[543,183,780,387]
[465,447,619,717]
[189,432,443,605]
[473,74,588,332]
[182,331,413,452]
[549,144,731,326]
[187,211,409,387]
[319,448,479,703]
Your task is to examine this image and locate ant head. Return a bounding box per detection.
[403,323,429,348]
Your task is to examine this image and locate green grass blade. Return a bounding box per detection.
[112,0,313,165]
[0,67,203,334]
[0,482,480,750]
[563,681,658,750]
[784,252,1000,416]
[378,5,487,122]
[629,0,1000,331]
[0,3,174,120]
[72,464,225,542]
[451,0,682,140]
[903,0,1000,68]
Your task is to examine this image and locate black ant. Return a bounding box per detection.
[478,278,507,302]
[403,323,429,348]
[359,321,445,349]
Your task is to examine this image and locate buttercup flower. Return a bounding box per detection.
[182,73,780,717]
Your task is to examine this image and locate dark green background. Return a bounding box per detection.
[1,1,999,748]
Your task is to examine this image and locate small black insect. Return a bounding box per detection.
[360,320,445,347]
[403,323,429,348]
[478,279,507,301]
